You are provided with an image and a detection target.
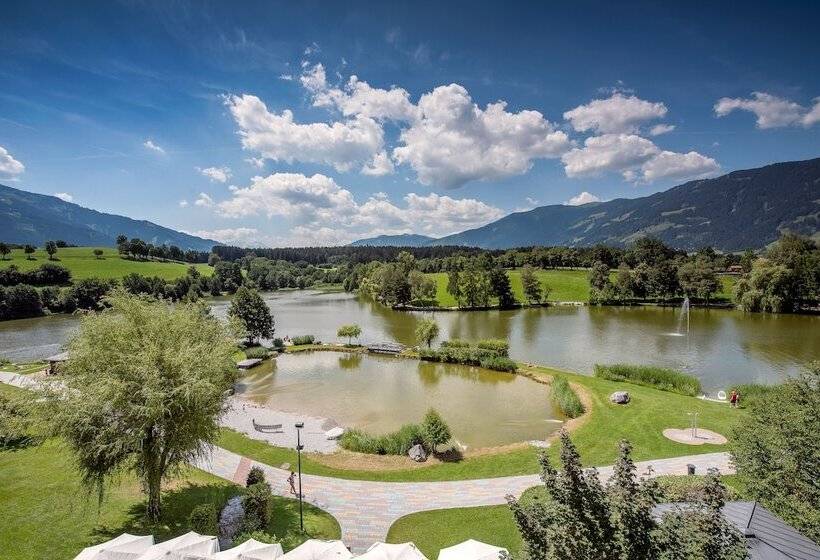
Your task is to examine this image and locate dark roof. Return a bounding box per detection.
[655,502,820,560]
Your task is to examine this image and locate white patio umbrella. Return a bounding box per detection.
[280,540,352,560]
[73,533,154,560]
[437,539,506,560]
[356,542,428,560]
[135,531,218,560]
[189,539,283,560]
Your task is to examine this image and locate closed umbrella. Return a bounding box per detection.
[136,531,218,560]
[356,543,428,560]
[437,540,506,560]
[184,539,284,560]
[281,540,352,560]
[74,533,154,560]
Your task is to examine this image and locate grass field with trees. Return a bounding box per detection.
[0,246,212,281]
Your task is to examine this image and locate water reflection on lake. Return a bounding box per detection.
[236,351,560,448]
[2,290,817,391]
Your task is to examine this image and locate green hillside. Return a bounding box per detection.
[0,246,212,282]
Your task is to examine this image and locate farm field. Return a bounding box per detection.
[0,246,212,281]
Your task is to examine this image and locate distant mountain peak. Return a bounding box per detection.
[0,184,219,251]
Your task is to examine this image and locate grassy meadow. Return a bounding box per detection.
[0,384,339,560]
[0,246,212,282]
[429,268,591,306]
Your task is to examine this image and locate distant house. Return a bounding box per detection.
[726,265,744,274]
[46,351,69,375]
[655,501,820,560]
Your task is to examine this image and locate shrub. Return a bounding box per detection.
[0,284,44,320]
[421,409,451,452]
[551,377,585,418]
[188,503,218,535]
[233,530,278,545]
[244,346,269,360]
[339,423,424,455]
[291,335,315,346]
[272,338,284,349]
[246,465,266,486]
[339,428,385,454]
[479,356,518,372]
[440,339,470,348]
[655,475,740,503]
[476,339,509,356]
[242,482,272,532]
[594,363,702,396]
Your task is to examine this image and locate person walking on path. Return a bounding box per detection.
[287,471,297,495]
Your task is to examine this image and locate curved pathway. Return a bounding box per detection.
[194,446,733,552]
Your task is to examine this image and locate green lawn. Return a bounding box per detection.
[0,246,212,282]
[218,363,744,482]
[0,384,339,560]
[428,269,590,306]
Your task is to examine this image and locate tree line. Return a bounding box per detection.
[116,235,209,263]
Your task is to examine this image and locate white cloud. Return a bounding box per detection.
[566,191,601,205]
[195,192,215,207]
[526,197,539,206]
[714,92,820,128]
[0,146,25,176]
[279,74,293,81]
[192,227,261,246]
[561,133,718,183]
[245,157,265,169]
[361,151,395,176]
[179,200,189,208]
[54,192,73,202]
[225,93,384,173]
[196,166,232,183]
[393,84,570,187]
[208,172,503,241]
[649,123,675,136]
[143,139,165,154]
[562,134,659,178]
[638,150,720,182]
[564,93,668,134]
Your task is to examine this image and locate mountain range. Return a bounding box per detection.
[354,158,820,251]
[0,184,218,251]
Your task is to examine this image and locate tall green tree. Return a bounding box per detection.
[421,408,451,452]
[414,318,440,348]
[729,361,820,541]
[229,286,274,344]
[489,267,515,308]
[0,242,9,260]
[45,240,58,260]
[46,292,238,520]
[677,258,719,303]
[446,270,461,306]
[521,265,543,304]
[589,261,611,291]
[23,244,35,260]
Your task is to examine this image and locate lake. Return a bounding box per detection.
[236,351,561,448]
[1,290,818,391]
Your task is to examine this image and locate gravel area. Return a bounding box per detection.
[221,397,341,453]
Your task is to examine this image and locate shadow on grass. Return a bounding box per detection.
[91,482,238,543]
[433,447,464,463]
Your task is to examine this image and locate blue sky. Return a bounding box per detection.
[1,1,819,246]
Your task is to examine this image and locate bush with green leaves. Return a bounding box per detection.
[244,346,269,360]
[233,530,278,546]
[419,339,516,372]
[337,324,362,345]
[291,335,315,346]
[421,409,451,452]
[440,339,470,348]
[594,363,701,396]
[339,423,423,456]
[551,377,584,418]
[478,356,517,372]
[246,465,266,487]
[0,394,31,447]
[476,339,509,356]
[242,481,273,532]
[272,338,284,349]
[189,503,218,535]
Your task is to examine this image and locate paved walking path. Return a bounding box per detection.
[193,446,733,552]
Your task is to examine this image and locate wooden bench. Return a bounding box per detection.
[252,418,284,433]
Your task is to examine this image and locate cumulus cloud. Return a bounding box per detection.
[564,93,668,134]
[0,146,25,176]
[209,172,502,239]
[192,227,261,246]
[245,157,265,169]
[197,166,232,183]
[562,133,718,183]
[566,191,601,205]
[194,192,215,207]
[649,123,675,136]
[225,93,384,173]
[143,139,165,154]
[54,192,73,202]
[179,200,189,208]
[714,92,820,128]
[393,84,570,187]
[361,151,395,176]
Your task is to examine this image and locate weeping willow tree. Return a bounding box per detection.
[47,291,239,521]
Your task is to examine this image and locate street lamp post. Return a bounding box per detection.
[295,421,304,532]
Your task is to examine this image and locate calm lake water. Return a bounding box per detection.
[236,351,560,447]
[2,290,818,391]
